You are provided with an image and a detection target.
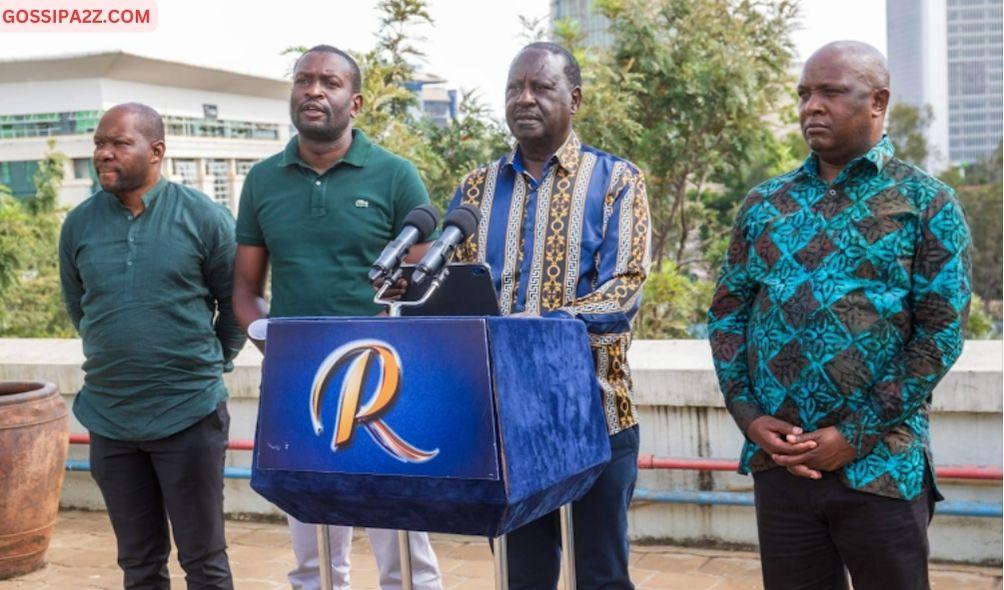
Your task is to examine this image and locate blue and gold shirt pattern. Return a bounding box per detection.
[450,132,651,435]
[708,137,972,500]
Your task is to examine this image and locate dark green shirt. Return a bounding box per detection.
[59,178,245,441]
[236,130,432,317]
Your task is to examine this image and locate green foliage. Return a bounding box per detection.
[887,103,934,167]
[417,91,511,210]
[594,0,798,268]
[552,18,645,161]
[957,181,1003,302]
[966,295,998,340]
[553,0,798,337]
[25,139,66,214]
[0,141,75,337]
[634,262,714,339]
[0,191,30,297]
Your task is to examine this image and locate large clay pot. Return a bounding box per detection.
[0,382,69,579]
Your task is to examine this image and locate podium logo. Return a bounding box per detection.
[309,339,439,463]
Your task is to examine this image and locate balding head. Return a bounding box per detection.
[93,103,166,198]
[103,103,165,143]
[797,41,891,175]
[806,41,889,92]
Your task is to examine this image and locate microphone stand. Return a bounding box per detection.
[363,265,451,590]
[372,266,450,318]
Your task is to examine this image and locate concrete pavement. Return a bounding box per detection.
[0,510,1000,589]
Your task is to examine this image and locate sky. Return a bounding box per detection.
[0,0,887,117]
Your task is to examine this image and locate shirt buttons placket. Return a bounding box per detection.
[310,176,326,217]
[123,217,139,301]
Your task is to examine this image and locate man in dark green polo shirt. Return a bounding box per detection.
[59,103,244,589]
[232,45,442,590]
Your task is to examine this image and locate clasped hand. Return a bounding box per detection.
[745,416,856,480]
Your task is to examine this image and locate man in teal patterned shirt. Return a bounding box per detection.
[709,42,971,590]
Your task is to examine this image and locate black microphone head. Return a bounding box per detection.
[444,204,481,239]
[403,204,440,241]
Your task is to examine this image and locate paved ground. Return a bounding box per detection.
[1,510,1000,589]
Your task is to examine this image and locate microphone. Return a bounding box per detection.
[412,204,481,286]
[368,204,440,284]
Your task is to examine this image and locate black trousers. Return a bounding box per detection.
[89,402,233,590]
[506,425,640,590]
[753,467,935,590]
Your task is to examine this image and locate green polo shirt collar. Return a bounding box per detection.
[279,128,373,171]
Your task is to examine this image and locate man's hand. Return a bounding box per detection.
[771,426,856,480]
[373,276,409,301]
[746,416,817,456]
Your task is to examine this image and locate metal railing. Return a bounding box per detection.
[65,434,1004,518]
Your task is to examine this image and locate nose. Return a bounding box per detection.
[94,145,113,161]
[516,85,536,107]
[304,79,325,99]
[803,91,825,117]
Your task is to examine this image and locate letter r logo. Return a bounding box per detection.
[309,340,438,463]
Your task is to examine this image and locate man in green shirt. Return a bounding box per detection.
[59,103,244,590]
[232,45,442,590]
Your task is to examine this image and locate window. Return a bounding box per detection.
[72,158,93,180]
[0,111,102,139]
[204,159,230,206]
[172,159,198,187]
[235,160,256,176]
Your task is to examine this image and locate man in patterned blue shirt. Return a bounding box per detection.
[709,41,971,590]
[450,43,650,589]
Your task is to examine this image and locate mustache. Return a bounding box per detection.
[298,101,331,114]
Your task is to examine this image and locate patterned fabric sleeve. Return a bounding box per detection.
[552,167,651,335]
[449,172,479,264]
[708,192,767,435]
[836,187,973,457]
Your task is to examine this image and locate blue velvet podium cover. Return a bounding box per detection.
[250,317,611,537]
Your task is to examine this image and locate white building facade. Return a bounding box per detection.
[0,51,291,211]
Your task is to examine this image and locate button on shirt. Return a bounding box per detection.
[708,137,973,500]
[59,179,245,441]
[450,132,652,435]
[236,130,432,317]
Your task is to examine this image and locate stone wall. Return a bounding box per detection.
[1,338,1000,563]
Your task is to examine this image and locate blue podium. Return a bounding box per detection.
[251,316,611,539]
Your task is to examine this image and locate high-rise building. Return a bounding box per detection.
[550,0,613,49]
[0,51,290,211]
[887,0,950,170]
[887,0,1002,169]
[946,0,1003,165]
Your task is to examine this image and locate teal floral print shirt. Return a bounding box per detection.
[708,137,972,500]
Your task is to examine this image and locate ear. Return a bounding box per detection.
[150,139,166,165]
[350,93,364,119]
[570,86,582,116]
[872,87,890,117]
